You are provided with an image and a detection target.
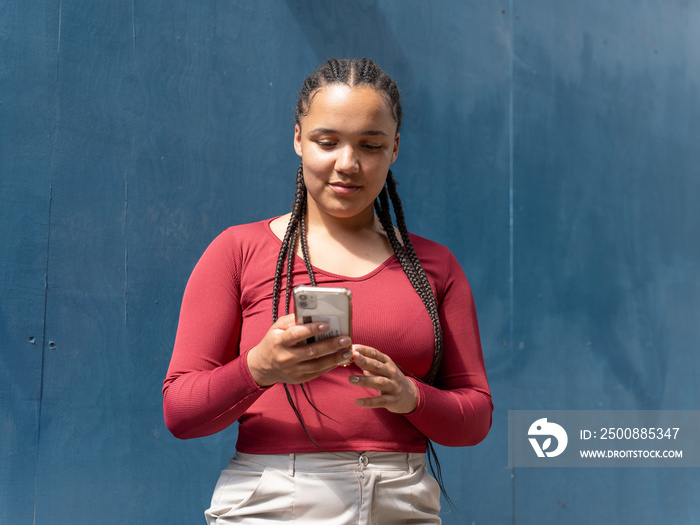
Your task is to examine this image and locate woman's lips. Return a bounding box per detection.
[329,182,360,195]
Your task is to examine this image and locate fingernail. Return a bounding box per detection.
[355,399,365,406]
[349,375,360,383]
[339,336,351,347]
[343,350,353,359]
[318,323,329,332]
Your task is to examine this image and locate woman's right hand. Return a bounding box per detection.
[246,313,353,387]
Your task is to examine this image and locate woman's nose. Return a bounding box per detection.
[335,146,359,173]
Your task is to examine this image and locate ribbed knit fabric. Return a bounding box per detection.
[163,218,492,453]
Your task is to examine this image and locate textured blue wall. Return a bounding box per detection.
[1,1,699,523]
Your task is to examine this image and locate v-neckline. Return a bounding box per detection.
[264,217,397,281]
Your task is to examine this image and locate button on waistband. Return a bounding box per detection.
[359,454,369,467]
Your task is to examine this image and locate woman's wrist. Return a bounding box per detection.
[246,346,274,388]
[402,377,420,414]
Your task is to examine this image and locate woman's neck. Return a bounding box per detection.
[300,200,395,277]
[305,199,378,238]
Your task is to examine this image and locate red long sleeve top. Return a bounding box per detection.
[163,219,492,453]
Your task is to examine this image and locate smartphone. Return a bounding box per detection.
[293,285,352,345]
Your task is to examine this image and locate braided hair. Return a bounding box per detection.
[274,58,450,502]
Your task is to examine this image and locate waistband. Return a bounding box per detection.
[233,451,426,476]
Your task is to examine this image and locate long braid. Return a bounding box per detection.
[284,226,298,315]
[299,208,316,286]
[272,164,306,322]
[386,172,443,383]
[271,162,328,447]
[374,176,443,384]
[374,171,451,507]
[374,189,423,299]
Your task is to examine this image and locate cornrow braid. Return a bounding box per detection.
[295,58,402,132]
[357,57,377,83]
[327,58,344,80]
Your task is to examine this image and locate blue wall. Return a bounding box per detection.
[2,1,699,523]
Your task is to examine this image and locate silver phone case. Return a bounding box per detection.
[293,285,352,343]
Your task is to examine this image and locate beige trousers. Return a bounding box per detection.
[205,451,442,524]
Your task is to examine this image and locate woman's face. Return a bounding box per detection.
[294,84,400,223]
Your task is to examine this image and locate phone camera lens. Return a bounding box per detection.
[299,302,307,308]
[299,295,307,300]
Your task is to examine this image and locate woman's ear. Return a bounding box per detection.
[390,133,400,164]
[294,124,303,157]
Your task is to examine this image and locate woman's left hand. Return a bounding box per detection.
[349,345,419,414]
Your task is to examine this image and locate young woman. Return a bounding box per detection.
[163,58,492,524]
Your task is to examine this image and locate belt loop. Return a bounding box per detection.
[288,453,296,477]
[408,453,415,474]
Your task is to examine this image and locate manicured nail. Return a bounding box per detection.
[339,336,351,347]
[349,375,360,383]
[318,323,329,332]
[355,399,365,406]
[343,350,353,359]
